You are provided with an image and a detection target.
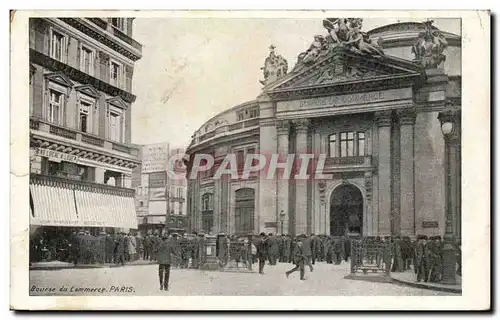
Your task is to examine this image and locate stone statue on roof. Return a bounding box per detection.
[291,18,385,72]
[260,45,288,85]
[412,19,448,68]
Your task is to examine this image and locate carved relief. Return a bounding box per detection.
[276,120,291,135]
[318,180,327,204]
[260,45,288,86]
[397,109,417,125]
[364,172,373,201]
[411,20,448,69]
[292,119,310,132]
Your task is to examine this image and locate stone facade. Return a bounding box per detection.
[186,21,461,238]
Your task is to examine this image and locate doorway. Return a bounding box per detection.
[330,183,364,236]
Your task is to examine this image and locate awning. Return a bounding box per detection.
[75,190,138,229]
[30,181,138,229]
[30,183,80,226]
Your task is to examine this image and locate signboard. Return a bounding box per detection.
[149,172,166,188]
[422,221,439,228]
[149,187,166,201]
[276,88,413,114]
[36,148,78,163]
[265,222,277,228]
[142,144,169,173]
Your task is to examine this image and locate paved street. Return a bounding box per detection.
[29,262,457,296]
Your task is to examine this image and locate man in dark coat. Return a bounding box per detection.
[342,236,351,262]
[150,234,160,261]
[285,235,306,280]
[301,235,314,272]
[255,232,268,274]
[115,232,125,266]
[105,233,115,263]
[156,234,175,291]
[97,231,106,264]
[197,232,207,269]
[310,234,321,264]
[415,235,429,282]
[333,236,344,264]
[180,234,190,268]
[284,235,292,263]
[267,233,279,266]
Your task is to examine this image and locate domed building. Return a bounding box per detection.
[185,19,461,238]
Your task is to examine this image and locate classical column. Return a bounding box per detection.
[398,109,416,236]
[276,120,290,234]
[293,119,310,235]
[438,106,461,285]
[375,111,392,235]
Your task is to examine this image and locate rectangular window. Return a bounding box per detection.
[50,31,65,61]
[340,132,354,157]
[237,150,245,171]
[329,134,337,158]
[358,132,365,156]
[48,90,62,125]
[109,111,121,142]
[79,101,91,133]
[80,46,94,75]
[237,112,245,121]
[249,109,259,118]
[110,61,122,88]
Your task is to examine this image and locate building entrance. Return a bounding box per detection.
[329,184,363,236]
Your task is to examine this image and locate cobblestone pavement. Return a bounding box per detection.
[29,261,458,296]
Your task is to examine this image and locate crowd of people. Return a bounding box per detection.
[30,229,461,287]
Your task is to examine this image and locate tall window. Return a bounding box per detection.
[110,61,122,88]
[80,46,94,75]
[48,90,62,125]
[50,30,65,61]
[340,132,354,157]
[329,131,367,158]
[237,112,245,121]
[79,101,91,133]
[329,134,337,158]
[249,108,259,118]
[201,193,213,211]
[357,132,365,156]
[109,111,121,142]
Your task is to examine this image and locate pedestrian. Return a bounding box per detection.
[382,236,392,274]
[267,233,279,266]
[198,232,207,269]
[180,234,190,268]
[333,236,343,264]
[129,233,137,261]
[284,234,292,263]
[255,232,268,274]
[105,233,114,264]
[285,235,306,280]
[156,234,174,291]
[415,235,429,282]
[375,236,383,268]
[97,231,106,264]
[301,234,314,272]
[115,232,125,266]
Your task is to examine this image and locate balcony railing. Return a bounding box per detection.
[325,156,367,166]
[81,133,105,147]
[30,116,139,157]
[30,173,135,197]
[49,124,77,140]
[30,118,40,130]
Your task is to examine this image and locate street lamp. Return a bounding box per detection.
[438,106,461,285]
[279,210,286,235]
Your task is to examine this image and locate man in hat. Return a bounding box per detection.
[382,236,392,274]
[285,234,306,280]
[197,232,207,269]
[391,236,404,272]
[156,234,175,291]
[180,233,190,268]
[415,235,429,282]
[115,232,126,266]
[105,232,115,264]
[333,236,344,265]
[97,231,107,264]
[301,234,314,272]
[255,232,268,274]
[267,233,279,266]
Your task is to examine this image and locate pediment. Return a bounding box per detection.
[44,71,74,87]
[264,48,423,95]
[106,96,129,110]
[75,84,100,99]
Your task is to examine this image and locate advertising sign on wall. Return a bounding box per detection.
[149,172,167,188]
[149,187,166,201]
[142,144,169,173]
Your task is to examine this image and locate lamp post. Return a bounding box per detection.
[438,105,461,285]
[279,210,286,235]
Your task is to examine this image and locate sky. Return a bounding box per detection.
[130,17,461,150]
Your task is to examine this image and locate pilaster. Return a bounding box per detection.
[375,110,392,235]
[398,108,417,236]
[293,118,310,235]
[276,120,290,234]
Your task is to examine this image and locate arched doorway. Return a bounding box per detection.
[234,188,255,235]
[330,184,363,236]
